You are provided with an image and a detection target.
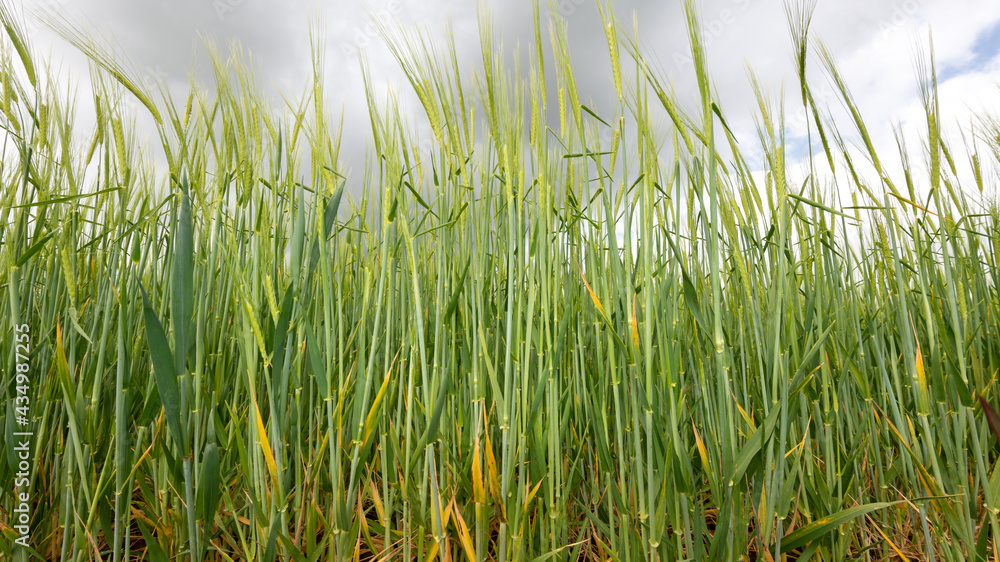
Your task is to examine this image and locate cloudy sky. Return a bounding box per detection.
[10,0,1000,201]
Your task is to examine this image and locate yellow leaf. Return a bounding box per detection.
[525,478,543,509]
[579,266,607,318]
[424,542,439,562]
[916,346,929,399]
[362,368,394,445]
[472,432,485,503]
[867,513,909,560]
[54,323,68,377]
[631,296,640,348]
[483,413,504,520]
[252,399,278,485]
[246,364,277,486]
[369,479,386,525]
[692,424,709,470]
[450,498,477,561]
[758,485,767,532]
[735,401,754,429]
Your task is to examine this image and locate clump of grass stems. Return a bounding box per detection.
[2,1,1000,560]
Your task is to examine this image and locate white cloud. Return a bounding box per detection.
[7,0,999,206]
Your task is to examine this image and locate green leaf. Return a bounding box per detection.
[787,192,857,221]
[199,442,221,526]
[711,102,737,142]
[271,286,295,381]
[136,519,170,562]
[404,180,432,213]
[290,183,306,280]
[262,522,279,562]
[979,395,1000,447]
[580,104,611,127]
[680,271,709,335]
[729,398,781,489]
[172,176,194,377]
[6,186,122,209]
[15,230,56,267]
[408,368,455,471]
[305,183,345,285]
[278,535,308,562]
[664,232,709,335]
[442,257,471,325]
[140,285,184,453]
[780,502,900,553]
[304,320,328,400]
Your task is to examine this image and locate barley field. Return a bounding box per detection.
[2,0,1000,560]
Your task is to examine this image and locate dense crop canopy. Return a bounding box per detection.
[2,1,1000,560]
